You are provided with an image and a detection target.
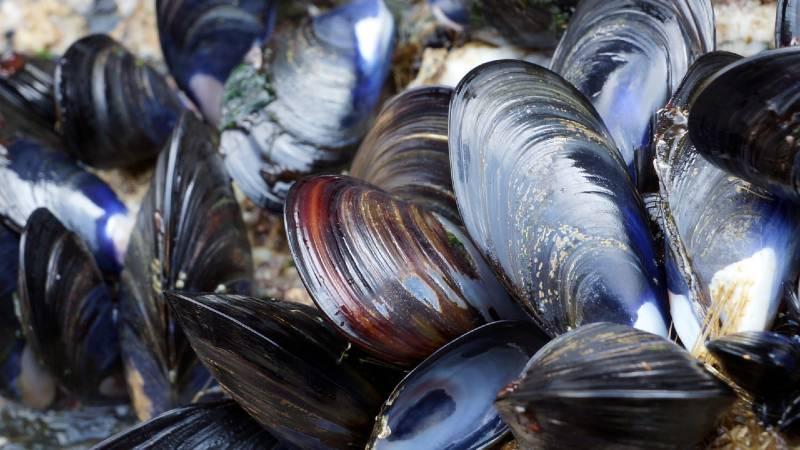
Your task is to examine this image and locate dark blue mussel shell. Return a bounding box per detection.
[93,399,290,449]
[119,113,252,421]
[777,0,800,48]
[0,118,133,273]
[551,0,714,191]
[689,47,800,204]
[0,222,23,401]
[449,60,669,338]
[0,52,59,144]
[368,321,549,449]
[220,0,395,212]
[55,34,185,169]
[654,51,800,349]
[18,208,124,403]
[157,0,277,124]
[167,292,394,449]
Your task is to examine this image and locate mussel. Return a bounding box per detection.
[167,292,388,449]
[707,331,800,427]
[777,0,800,48]
[94,399,286,449]
[350,86,459,223]
[18,208,123,402]
[285,175,526,367]
[689,47,800,203]
[119,113,252,420]
[654,51,800,349]
[551,0,715,190]
[368,321,549,449]
[220,0,395,212]
[156,0,277,124]
[428,0,577,48]
[0,126,133,273]
[0,52,59,144]
[54,34,185,169]
[495,322,735,449]
[0,222,23,400]
[449,60,668,338]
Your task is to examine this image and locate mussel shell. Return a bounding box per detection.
[0,52,59,144]
[350,86,459,223]
[551,0,715,190]
[55,34,184,169]
[285,175,526,367]
[220,0,395,212]
[167,292,387,449]
[119,113,252,420]
[93,399,287,449]
[495,323,735,449]
[156,0,277,124]
[0,132,132,273]
[368,321,549,449]
[449,60,668,338]
[689,47,800,203]
[777,0,800,48]
[654,51,800,349]
[0,223,23,400]
[18,208,122,402]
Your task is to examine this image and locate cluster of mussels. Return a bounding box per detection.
[2,0,800,448]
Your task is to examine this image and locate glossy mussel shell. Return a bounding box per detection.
[777,0,800,48]
[449,60,668,338]
[368,321,549,449]
[350,86,459,223]
[0,52,58,145]
[285,175,526,368]
[119,113,252,420]
[0,223,24,401]
[689,47,800,203]
[496,323,735,449]
[18,208,122,402]
[55,34,184,169]
[167,292,388,449]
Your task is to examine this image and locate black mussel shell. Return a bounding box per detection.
[119,113,252,420]
[707,331,800,425]
[0,222,23,400]
[689,47,800,203]
[368,321,549,449]
[0,124,133,273]
[654,51,800,349]
[285,175,526,368]
[551,0,715,191]
[220,0,395,212]
[157,0,277,124]
[93,399,287,449]
[351,86,459,223]
[167,292,389,449]
[777,0,800,48]
[0,52,58,144]
[496,323,735,449]
[449,60,669,338]
[18,208,123,402]
[55,34,184,169]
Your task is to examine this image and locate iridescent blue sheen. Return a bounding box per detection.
[0,138,132,272]
[428,0,469,27]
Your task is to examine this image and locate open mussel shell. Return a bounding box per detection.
[551,0,715,191]
[54,34,184,169]
[689,47,800,203]
[449,60,668,338]
[0,122,133,273]
[220,0,395,212]
[368,321,549,449]
[707,331,800,425]
[94,399,287,449]
[119,113,252,420]
[167,292,389,449]
[157,0,277,124]
[654,51,800,349]
[777,0,800,47]
[285,175,526,368]
[0,52,58,144]
[18,208,123,402]
[351,86,459,223]
[496,323,735,449]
